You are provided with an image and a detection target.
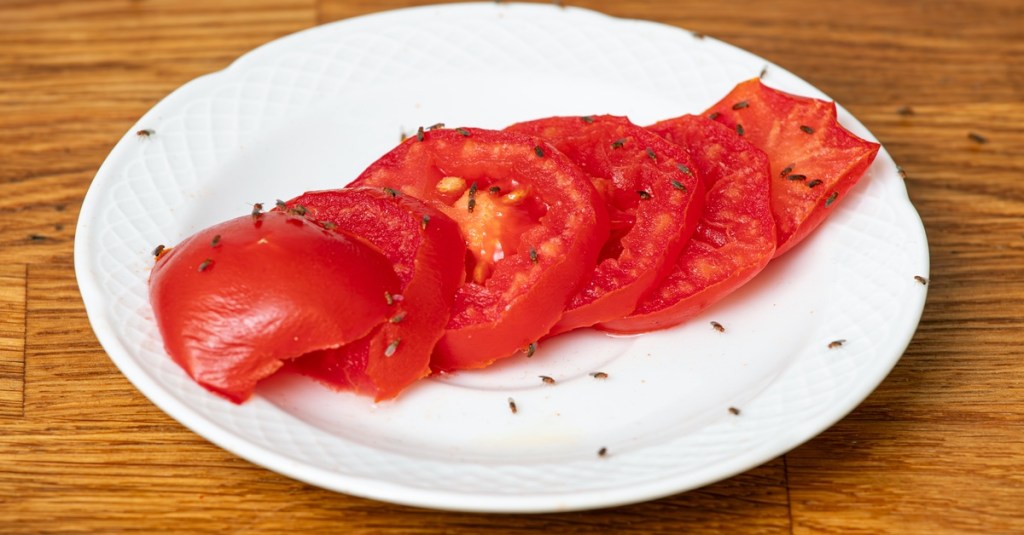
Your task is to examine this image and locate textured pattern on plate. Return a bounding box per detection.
[75,3,929,513]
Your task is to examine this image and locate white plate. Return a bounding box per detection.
[75,2,929,513]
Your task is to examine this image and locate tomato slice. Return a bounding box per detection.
[600,115,775,333]
[506,115,704,334]
[149,210,401,403]
[352,127,608,371]
[280,187,465,400]
[703,79,880,257]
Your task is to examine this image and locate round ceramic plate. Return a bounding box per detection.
[75,2,929,513]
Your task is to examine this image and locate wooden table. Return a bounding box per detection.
[2,0,1021,532]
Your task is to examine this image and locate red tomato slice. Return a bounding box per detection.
[352,127,608,371]
[600,115,775,333]
[280,187,465,400]
[505,115,704,334]
[704,79,880,257]
[149,210,401,403]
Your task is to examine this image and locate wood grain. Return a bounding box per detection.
[1,0,1023,532]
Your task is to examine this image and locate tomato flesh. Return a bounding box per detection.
[149,210,401,403]
[352,128,608,371]
[280,188,465,400]
[704,79,881,257]
[600,115,775,333]
[506,115,704,334]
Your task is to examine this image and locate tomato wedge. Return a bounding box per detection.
[506,115,704,334]
[149,210,401,403]
[600,115,775,333]
[703,79,880,257]
[352,127,608,371]
[280,187,465,400]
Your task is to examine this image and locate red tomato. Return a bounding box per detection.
[280,187,465,400]
[506,115,704,334]
[600,115,775,333]
[703,79,880,257]
[149,210,401,403]
[352,127,608,371]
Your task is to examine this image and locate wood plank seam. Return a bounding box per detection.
[0,263,27,419]
[784,455,795,535]
[21,263,26,418]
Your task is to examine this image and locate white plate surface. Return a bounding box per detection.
[75,2,929,513]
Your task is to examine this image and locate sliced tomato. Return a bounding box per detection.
[506,115,704,334]
[600,115,775,333]
[352,127,608,371]
[149,209,401,403]
[704,79,881,257]
[280,187,465,400]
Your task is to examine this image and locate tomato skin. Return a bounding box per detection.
[352,128,608,371]
[704,79,880,257]
[149,210,401,403]
[600,115,775,333]
[281,187,465,400]
[506,115,704,334]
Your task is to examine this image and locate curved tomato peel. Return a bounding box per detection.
[506,115,704,335]
[149,210,401,403]
[600,115,775,333]
[280,187,465,400]
[703,79,880,257]
[352,128,608,371]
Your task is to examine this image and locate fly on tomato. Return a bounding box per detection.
[149,209,401,403]
[601,115,775,333]
[506,115,704,334]
[352,127,609,371]
[280,187,465,400]
[704,79,880,257]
